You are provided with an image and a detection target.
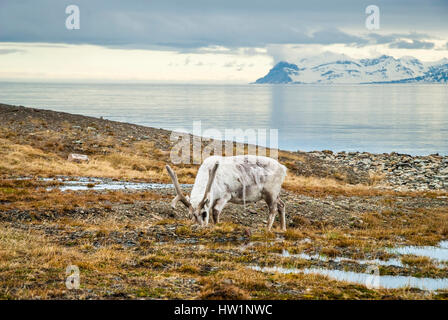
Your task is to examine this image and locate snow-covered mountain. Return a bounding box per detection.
[254,55,448,84]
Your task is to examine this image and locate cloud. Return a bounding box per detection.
[0,49,25,55]
[0,0,446,51]
[366,32,433,44]
[297,29,367,45]
[389,40,435,49]
[223,61,236,68]
[364,32,438,50]
[367,32,431,45]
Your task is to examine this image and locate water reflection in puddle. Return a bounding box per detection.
[42,177,191,191]
[246,240,448,291]
[249,265,448,291]
[279,239,448,268]
[388,241,448,262]
[280,250,404,268]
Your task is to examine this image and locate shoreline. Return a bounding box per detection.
[2,102,447,157]
[1,103,447,191]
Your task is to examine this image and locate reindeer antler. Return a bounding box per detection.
[198,161,220,209]
[165,165,192,209]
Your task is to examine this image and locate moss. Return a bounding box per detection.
[135,287,167,298]
[175,225,192,236]
[200,283,250,300]
[177,264,200,275]
[401,255,433,267]
[138,254,174,269]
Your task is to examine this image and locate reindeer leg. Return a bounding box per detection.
[267,202,278,231]
[277,198,286,232]
[209,199,219,224]
[264,192,278,231]
[212,208,220,224]
[203,211,210,226]
[211,194,231,224]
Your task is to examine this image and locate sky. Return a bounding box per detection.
[0,0,447,82]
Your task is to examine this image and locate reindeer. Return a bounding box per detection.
[165,155,287,231]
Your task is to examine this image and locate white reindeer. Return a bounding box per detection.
[165,155,287,231]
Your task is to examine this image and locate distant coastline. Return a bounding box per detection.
[254,55,448,84]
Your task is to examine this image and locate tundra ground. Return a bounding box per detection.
[1,104,447,300]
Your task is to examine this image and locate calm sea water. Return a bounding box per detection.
[0,82,447,155]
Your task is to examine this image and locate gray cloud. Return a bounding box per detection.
[362,32,441,50]
[0,0,446,50]
[389,39,435,49]
[0,49,26,55]
[367,32,432,45]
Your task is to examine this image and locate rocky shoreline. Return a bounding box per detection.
[298,150,448,191]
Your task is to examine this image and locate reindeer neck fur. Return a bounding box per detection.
[189,156,220,207]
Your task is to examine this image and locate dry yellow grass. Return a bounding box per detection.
[283,173,448,198]
[401,255,434,267]
[0,138,174,182]
[0,224,141,299]
[0,185,163,211]
[283,174,375,197]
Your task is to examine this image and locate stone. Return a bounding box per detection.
[67,153,89,163]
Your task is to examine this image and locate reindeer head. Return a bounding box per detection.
[165,162,219,226]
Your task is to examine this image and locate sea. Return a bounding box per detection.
[0,82,447,155]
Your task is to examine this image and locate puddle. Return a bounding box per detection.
[249,265,448,291]
[280,250,404,268]
[39,177,191,191]
[248,240,448,291]
[279,240,448,268]
[387,241,448,262]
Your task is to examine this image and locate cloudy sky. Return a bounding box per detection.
[0,0,447,82]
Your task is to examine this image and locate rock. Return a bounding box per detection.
[67,153,89,163]
[291,150,448,191]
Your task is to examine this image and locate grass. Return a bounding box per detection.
[2,206,448,299]
[0,138,170,182]
[0,186,163,211]
[401,255,434,267]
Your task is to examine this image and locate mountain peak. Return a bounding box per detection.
[254,55,448,84]
[273,61,299,70]
[255,61,300,84]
